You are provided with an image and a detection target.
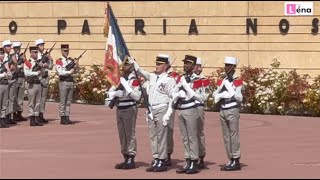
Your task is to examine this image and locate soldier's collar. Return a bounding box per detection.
[158,72,168,78]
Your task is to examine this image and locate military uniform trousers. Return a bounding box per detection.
[167,110,175,154]
[27,83,41,117]
[59,81,74,116]
[197,105,206,157]
[177,107,201,161]
[0,84,9,118]
[116,105,138,156]
[40,76,49,113]
[16,77,26,112]
[220,108,241,159]
[6,79,18,114]
[148,105,168,160]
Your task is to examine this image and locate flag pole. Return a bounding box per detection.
[108,3,152,114]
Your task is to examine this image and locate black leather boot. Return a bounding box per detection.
[17,111,27,121]
[186,160,199,174]
[146,158,159,172]
[60,116,69,125]
[30,116,42,126]
[115,154,128,169]
[224,158,241,171]
[39,113,48,123]
[220,158,234,171]
[165,153,172,166]
[122,155,136,169]
[35,116,43,126]
[65,116,75,124]
[153,159,167,172]
[197,156,205,169]
[12,113,19,122]
[176,158,191,174]
[6,114,17,124]
[0,118,9,128]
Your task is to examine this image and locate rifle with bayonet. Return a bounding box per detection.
[33,42,56,71]
[17,43,29,65]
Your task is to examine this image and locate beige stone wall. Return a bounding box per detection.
[1,1,320,78]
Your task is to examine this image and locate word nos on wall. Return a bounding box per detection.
[6,18,320,35]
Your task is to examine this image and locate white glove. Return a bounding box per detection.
[128,57,139,71]
[2,72,8,78]
[172,90,186,102]
[220,91,232,99]
[108,90,124,99]
[104,98,111,107]
[181,79,197,99]
[162,113,170,126]
[224,80,236,97]
[145,110,154,122]
[120,77,133,94]
[128,57,135,64]
[214,93,221,103]
[107,91,116,100]
[214,91,231,103]
[114,90,124,97]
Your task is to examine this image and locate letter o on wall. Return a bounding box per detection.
[9,21,18,35]
[279,19,289,34]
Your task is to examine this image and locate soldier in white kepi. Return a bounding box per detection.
[213,56,243,171]
[35,39,53,123]
[6,41,22,124]
[128,54,176,172]
[2,40,17,125]
[12,42,28,122]
[105,56,141,170]
[0,47,10,128]
[192,57,208,169]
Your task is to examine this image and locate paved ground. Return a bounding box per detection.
[1,102,320,178]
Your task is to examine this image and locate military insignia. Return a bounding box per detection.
[158,83,166,92]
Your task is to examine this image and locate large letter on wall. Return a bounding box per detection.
[82,20,90,35]
[57,20,67,35]
[312,18,319,34]
[163,19,167,35]
[279,19,289,34]
[246,18,257,34]
[189,19,198,35]
[135,19,146,35]
[9,21,18,35]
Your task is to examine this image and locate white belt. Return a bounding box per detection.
[118,101,136,107]
[221,102,238,108]
[180,102,196,109]
[151,103,167,110]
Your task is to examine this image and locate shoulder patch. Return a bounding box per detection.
[25,60,32,69]
[169,71,178,78]
[132,79,140,87]
[56,59,63,66]
[202,79,211,87]
[176,75,182,83]
[233,79,243,87]
[192,79,203,89]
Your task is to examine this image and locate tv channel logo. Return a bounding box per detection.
[285,2,313,16]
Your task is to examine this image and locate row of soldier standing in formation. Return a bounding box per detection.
[0,39,81,128]
[106,54,243,174]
